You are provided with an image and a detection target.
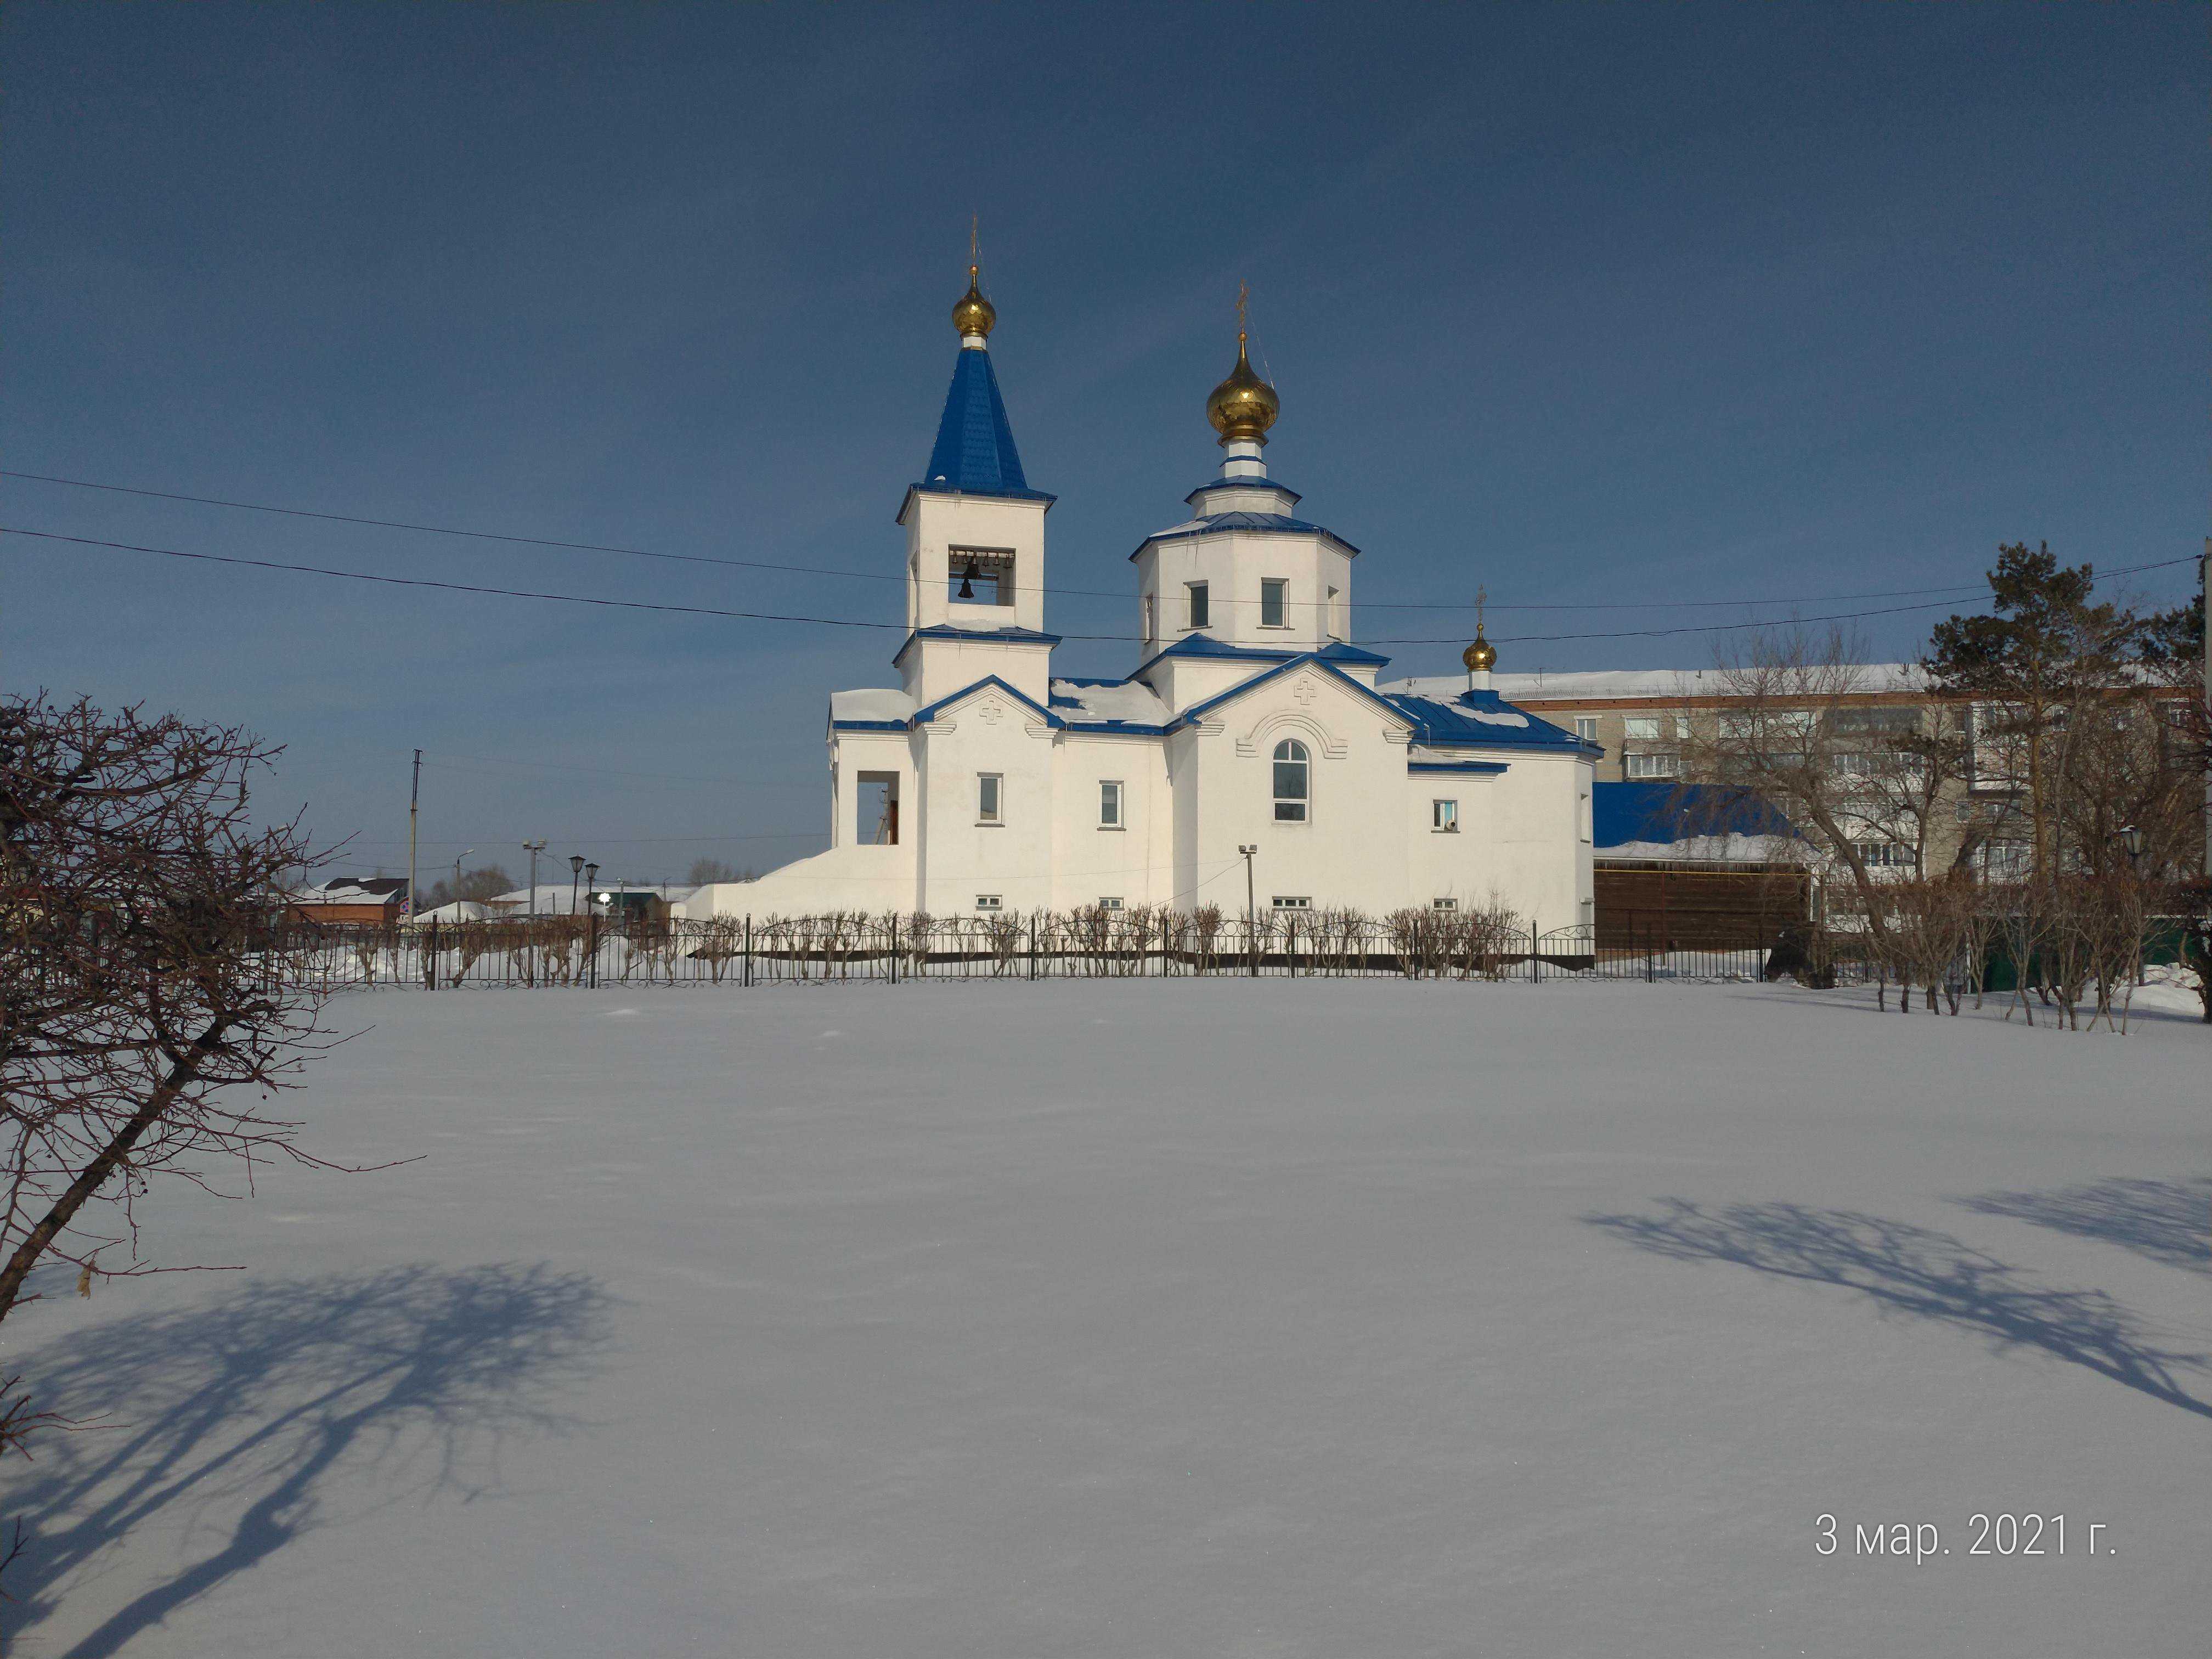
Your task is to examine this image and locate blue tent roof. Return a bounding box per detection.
[916,347,1048,500]
[1592,782,1798,849]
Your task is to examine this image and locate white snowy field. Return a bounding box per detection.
[3,980,2206,1657]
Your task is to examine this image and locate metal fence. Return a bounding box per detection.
[281,913,1842,992]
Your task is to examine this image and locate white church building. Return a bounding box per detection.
[685,268,1599,927]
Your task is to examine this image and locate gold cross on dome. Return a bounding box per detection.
[1236,280,1249,342]
[1476,585,1487,631]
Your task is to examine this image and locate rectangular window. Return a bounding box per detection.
[1098,896,1124,910]
[1432,897,1459,912]
[1431,798,1459,832]
[1099,779,1123,828]
[977,772,1002,824]
[1186,581,1210,629]
[1575,716,1600,743]
[1141,594,1155,641]
[1271,895,1312,910]
[1622,716,1661,740]
[975,894,1003,911]
[1326,585,1341,641]
[1260,578,1288,628]
[1624,751,1679,779]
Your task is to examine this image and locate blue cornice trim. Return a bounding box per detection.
[1127,633,1391,680]
[830,720,910,733]
[1408,760,1510,775]
[893,623,1062,667]
[896,482,1058,524]
[1130,518,1362,562]
[1168,653,1417,735]
[1184,477,1303,508]
[908,674,1062,730]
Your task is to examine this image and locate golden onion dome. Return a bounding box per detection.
[1206,331,1279,444]
[952,264,996,340]
[1462,627,1497,674]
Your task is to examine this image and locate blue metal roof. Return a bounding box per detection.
[1385,690,1593,753]
[891,623,1061,667]
[914,347,1051,501]
[1128,633,1392,679]
[1592,782,1798,849]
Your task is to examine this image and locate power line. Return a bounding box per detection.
[3,465,2157,615]
[7,523,2194,647]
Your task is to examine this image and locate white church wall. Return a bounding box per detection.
[912,687,1057,917]
[898,639,1054,709]
[1179,672,1415,916]
[1047,733,1172,910]
[1133,529,1352,656]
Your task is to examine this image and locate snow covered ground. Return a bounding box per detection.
[4,980,2205,1656]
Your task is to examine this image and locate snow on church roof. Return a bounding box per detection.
[1049,679,1169,726]
[1384,690,1591,751]
[830,688,918,726]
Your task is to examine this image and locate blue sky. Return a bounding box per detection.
[5,4,2203,884]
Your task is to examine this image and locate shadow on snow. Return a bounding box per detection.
[1582,1199,2210,1420]
[6,1263,613,1658]
[1953,1176,2212,1276]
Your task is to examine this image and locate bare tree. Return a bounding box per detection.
[0,694,345,1324]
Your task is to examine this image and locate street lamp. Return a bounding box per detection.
[2119,824,2145,862]
[452,848,474,917]
[1238,844,1259,978]
[569,854,585,917]
[584,862,599,902]
[522,839,546,916]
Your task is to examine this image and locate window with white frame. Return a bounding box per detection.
[1272,738,1310,821]
[1431,798,1459,832]
[1575,716,1600,743]
[1186,581,1210,629]
[1271,895,1312,910]
[1099,778,1123,828]
[1260,578,1288,628]
[1432,896,1459,912]
[1624,751,1679,779]
[1622,715,1662,740]
[977,772,1002,824]
[1098,896,1124,910]
[975,894,1003,910]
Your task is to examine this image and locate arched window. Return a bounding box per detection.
[1272,738,1310,822]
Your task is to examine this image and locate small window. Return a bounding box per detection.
[977,772,1002,824]
[1431,799,1458,833]
[1625,751,1679,780]
[1271,895,1312,910]
[1141,593,1155,641]
[1272,737,1310,822]
[1098,896,1124,911]
[1186,581,1210,629]
[1260,578,1288,628]
[1099,779,1123,828]
[1432,897,1459,912]
[1622,716,1661,740]
[975,894,1003,911]
[1326,585,1342,641]
[1574,716,1600,743]
[858,770,900,844]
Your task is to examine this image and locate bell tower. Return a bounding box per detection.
[894,252,1058,707]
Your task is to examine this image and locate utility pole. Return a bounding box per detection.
[1239,844,1258,977]
[453,848,473,917]
[407,749,421,921]
[523,839,547,916]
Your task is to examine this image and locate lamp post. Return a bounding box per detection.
[583,862,601,990]
[569,854,585,917]
[523,839,546,916]
[1238,844,1258,978]
[452,848,473,918]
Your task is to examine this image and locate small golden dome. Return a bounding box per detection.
[1206,332,1279,445]
[952,264,996,340]
[1462,628,1497,674]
